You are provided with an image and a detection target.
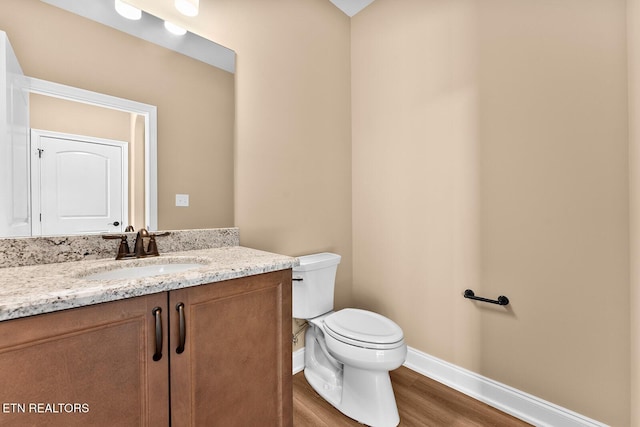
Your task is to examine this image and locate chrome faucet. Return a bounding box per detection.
[102,228,170,260]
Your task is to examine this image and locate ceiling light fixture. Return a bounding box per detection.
[164,21,187,36]
[114,0,142,20]
[175,0,199,17]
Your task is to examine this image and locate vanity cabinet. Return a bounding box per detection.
[0,270,293,427]
[0,291,169,426]
[169,270,293,425]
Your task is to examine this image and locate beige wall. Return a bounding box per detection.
[0,0,235,231]
[207,0,353,264]
[630,0,640,425]
[30,94,131,142]
[353,0,629,425]
[201,0,353,350]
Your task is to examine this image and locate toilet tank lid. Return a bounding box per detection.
[293,252,341,272]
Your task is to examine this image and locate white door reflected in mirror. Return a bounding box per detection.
[30,129,128,236]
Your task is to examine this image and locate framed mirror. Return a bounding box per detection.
[0,0,236,237]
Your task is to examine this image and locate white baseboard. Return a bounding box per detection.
[293,346,608,427]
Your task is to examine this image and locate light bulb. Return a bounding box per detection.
[164,21,187,36]
[114,0,142,20]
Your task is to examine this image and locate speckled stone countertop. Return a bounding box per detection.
[0,246,298,322]
[0,228,240,268]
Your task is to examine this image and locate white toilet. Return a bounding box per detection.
[293,252,407,427]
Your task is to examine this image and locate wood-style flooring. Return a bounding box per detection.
[293,366,532,426]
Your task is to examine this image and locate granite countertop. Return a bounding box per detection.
[0,246,298,322]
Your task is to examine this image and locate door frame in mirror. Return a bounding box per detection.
[26,76,157,231]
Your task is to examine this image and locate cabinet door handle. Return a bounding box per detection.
[176,302,186,354]
[152,307,163,361]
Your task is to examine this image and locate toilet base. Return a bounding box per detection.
[304,326,401,427]
[304,365,400,427]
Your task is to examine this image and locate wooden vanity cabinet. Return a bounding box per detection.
[0,291,169,426]
[0,270,292,427]
[170,269,293,426]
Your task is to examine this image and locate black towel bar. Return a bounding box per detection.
[463,289,509,306]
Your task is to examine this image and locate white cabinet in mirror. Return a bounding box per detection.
[0,31,29,237]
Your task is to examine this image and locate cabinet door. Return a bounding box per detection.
[170,270,293,427]
[0,293,169,426]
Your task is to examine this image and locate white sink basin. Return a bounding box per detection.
[84,263,204,281]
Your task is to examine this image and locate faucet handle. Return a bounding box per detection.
[146,232,170,257]
[102,234,124,240]
[147,236,159,257]
[150,231,170,238]
[102,234,131,260]
[116,236,131,259]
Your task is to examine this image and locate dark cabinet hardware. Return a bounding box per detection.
[176,303,186,354]
[152,307,163,361]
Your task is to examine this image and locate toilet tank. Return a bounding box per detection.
[292,252,341,319]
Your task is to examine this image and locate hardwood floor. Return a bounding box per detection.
[293,367,532,426]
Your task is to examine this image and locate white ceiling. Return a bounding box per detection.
[329,0,376,17]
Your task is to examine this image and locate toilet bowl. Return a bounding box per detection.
[293,253,407,427]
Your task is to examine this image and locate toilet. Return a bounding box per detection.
[293,253,407,427]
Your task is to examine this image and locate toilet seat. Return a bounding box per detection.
[324,309,404,350]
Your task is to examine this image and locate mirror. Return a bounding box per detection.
[0,0,236,237]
